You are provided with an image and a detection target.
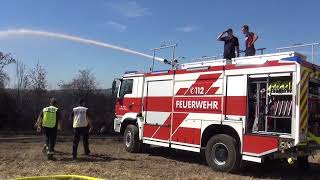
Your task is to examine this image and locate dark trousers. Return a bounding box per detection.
[245,48,256,56]
[43,127,57,152]
[73,126,90,157]
[223,53,236,60]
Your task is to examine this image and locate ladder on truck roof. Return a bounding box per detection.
[180,51,306,69]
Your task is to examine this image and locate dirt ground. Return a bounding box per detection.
[0,135,320,180]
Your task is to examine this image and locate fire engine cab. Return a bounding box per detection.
[113,51,320,172]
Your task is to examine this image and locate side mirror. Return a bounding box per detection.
[112,80,116,96]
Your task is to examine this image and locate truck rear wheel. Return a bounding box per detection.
[124,125,140,153]
[205,134,240,172]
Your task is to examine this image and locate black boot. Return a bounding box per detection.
[47,151,54,161]
[72,147,77,160]
[84,150,91,156]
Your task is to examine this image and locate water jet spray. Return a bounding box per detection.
[0,29,165,62]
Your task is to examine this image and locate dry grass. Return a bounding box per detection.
[0,135,319,180]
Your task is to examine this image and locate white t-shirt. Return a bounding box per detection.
[73,106,88,128]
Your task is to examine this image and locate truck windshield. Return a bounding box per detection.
[119,79,133,98]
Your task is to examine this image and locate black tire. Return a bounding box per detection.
[124,125,141,153]
[205,134,241,172]
[297,156,310,170]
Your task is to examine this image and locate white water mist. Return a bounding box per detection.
[0,29,164,62]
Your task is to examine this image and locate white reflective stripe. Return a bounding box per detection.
[170,141,200,148]
[242,155,262,163]
[171,144,200,153]
[224,115,245,121]
[243,148,278,157]
[43,106,58,112]
[225,65,296,76]
[143,137,169,143]
[143,139,170,147]
[73,106,88,128]
[186,113,222,121]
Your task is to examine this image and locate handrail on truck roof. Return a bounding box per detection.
[180,51,306,69]
[183,42,319,69]
[122,43,319,74]
[276,43,320,64]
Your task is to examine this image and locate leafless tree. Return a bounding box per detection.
[58,69,99,98]
[0,52,16,69]
[0,52,16,89]
[29,61,47,94]
[15,60,29,109]
[0,72,10,89]
[15,60,29,90]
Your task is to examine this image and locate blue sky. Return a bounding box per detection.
[0,0,319,89]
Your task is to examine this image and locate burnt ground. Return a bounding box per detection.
[0,135,319,180]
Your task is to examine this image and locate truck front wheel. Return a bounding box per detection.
[205,134,241,172]
[124,125,140,153]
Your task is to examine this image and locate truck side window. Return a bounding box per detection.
[119,79,133,98]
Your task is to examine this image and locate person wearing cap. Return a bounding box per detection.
[69,98,93,159]
[217,28,240,60]
[35,98,62,160]
[242,25,259,56]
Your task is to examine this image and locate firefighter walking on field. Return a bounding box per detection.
[35,98,62,160]
[70,99,92,159]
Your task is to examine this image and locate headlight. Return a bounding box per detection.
[279,138,294,150]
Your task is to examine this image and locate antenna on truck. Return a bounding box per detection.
[150,44,178,72]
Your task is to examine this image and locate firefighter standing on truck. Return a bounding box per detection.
[35,98,61,160]
[70,99,92,159]
[242,25,259,56]
[217,28,240,60]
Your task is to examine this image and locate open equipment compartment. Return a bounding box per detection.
[247,73,293,135]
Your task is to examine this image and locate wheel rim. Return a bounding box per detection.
[125,130,132,147]
[212,143,229,166]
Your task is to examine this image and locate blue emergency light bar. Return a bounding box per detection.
[281,56,304,63]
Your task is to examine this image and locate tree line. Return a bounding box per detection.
[0,51,116,134]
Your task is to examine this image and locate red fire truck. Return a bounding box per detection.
[113,51,320,172]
